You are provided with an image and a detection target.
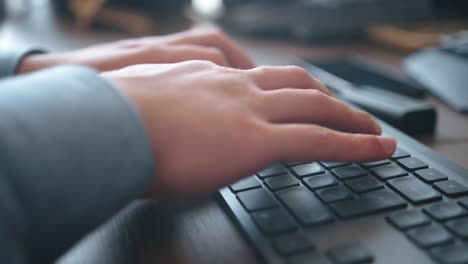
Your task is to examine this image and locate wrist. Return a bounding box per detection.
[16,53,66,74]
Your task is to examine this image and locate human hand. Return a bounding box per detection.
[102,61,396,197]
[17,28,254,74]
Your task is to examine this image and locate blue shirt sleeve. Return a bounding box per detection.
[0,48,46,77]
[0,65,154,263]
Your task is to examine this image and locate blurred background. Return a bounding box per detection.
[0,0,467,50]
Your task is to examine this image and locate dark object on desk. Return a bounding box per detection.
[0,0,4,21]
[219,0,434,41]
[310,56,425,98]
[432,0,468,19]
[299,62,437,135]
[52,0,189,12]
[51,0,190,36]
[219,109,468,264]
[403,31,468,113]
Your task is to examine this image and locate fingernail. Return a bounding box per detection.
[379,137,397,155]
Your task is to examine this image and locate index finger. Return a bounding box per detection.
[266,124,396,162]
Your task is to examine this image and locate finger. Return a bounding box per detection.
[258,89,381,134]
[160,44,230,67]
[247,65,331,95]
[168,28,255,69]
[266,124,396,162]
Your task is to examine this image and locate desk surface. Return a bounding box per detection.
[1,3,467,264]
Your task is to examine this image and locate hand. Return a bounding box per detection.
[17,28,254,74]
[102,61,396,197]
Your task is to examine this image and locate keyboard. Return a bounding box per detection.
[218,115,468,263]
[403,31,468,113]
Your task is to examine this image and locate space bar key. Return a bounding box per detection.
[330,189,406,219]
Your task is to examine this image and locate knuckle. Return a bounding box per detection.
[205,47,225,61]
[356,109,375,125]
[232,75,257,93]
[308,88,328,101]
[358,109,373,120]
[206,46,222,56]
[287,65,310,78]
[235,71,257,87]
[209,70,252,91]
[312,77,328,91]
[184,59,217,69]
[253,65,273,76]
[312,125,330,138]
[366,136,382,152]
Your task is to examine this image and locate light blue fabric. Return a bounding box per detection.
[0,65,154,263]
[0,48,46,77]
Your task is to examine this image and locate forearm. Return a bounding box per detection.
[0,65,154,263]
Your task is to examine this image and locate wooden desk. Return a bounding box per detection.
[1,3,467,264]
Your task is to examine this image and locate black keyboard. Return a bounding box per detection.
[218,120,468,264]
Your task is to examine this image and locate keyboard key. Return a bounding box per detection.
[317,186,354,203]
[288,252,331,264]
[459,197,468,208]
[414,168,448,183]
[257,163,288,178]
[252,208,297,235]
[407,225,453,248]
[397,157,428,171]
[332,165,367,180]
[283,161,307,167]
[303,173,338,190]
[272,232,315,256]
[434,180,468,197]
[424,202,467,221]
[346,176,383,193]
[391,148,410,159]
[331,189,406,219]
[265,174,299,191]
[237,188,278,211]
[320,161,351,169]
[360,159,390,168]
[388,176,441,204]
[277,186,334,226]
[446,217,468,239]
[230,176,261,192]
[290,162,324,178]
[387,210,431,230]
[371,164,407,180]
[327,244,374,264]
[431,244,468,264]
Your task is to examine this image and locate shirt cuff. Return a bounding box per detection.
[0,65,155,262]
[0,47,46,78]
